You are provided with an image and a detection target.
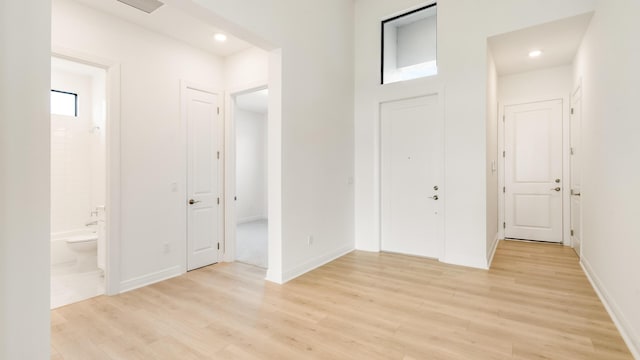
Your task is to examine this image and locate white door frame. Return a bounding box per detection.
[51,46,122,295]
[498,95,572,245]
[223,82,269,264]
[181,81,224,271]
[570,81,583,256]
[377,90,446,259]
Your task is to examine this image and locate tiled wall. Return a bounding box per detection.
[50,62,105,237]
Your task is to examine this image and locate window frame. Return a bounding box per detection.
[50,89,78,117]
[380,2,438,85]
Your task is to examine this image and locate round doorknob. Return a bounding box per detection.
[430,195,439,200]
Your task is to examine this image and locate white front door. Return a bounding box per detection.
[570,88,582,256]
[381,94,443,258]
[504,100,563,243]
[186,87,221,271]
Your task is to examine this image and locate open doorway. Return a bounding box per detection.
[50,56,107,308]
[233,87,269,268]
[488,12,593,248]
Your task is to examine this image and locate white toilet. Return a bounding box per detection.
[65,233,98,272]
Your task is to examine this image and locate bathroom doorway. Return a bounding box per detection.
[233,87,269,268]
[50,56,107,308]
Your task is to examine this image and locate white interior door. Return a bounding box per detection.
[381,94,443,258]
[186,87,221,271]
[504,100,563,243]
[570,89,582,256]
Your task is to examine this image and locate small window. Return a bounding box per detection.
[51,90,78,117]
[381,3,437,84]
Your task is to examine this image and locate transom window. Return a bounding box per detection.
[50,90,78,117]
[382,3,438,84]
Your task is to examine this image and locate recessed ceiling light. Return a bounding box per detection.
[214,33,227,42]
[529,50,543,58]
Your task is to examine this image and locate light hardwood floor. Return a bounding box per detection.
[51,240,633,359]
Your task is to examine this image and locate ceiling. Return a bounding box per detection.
[236,89,268,114]
[488,12,594,76]
[73,0,253,57]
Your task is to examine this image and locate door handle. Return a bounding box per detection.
[550,187,561,192]
[429,195,439,200]
[571,189,581,196]
[188,199,201,205]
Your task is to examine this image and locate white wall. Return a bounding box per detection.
[224,47,269,91]
[235,108,268,223]
[498,66,572,103]
[0,0,51,358]
[53,0,224,290]
[90,67,107,213]
[486,49,499,262]
[183,0,356,282]
[354,0,595,269]
[573,0,640,356]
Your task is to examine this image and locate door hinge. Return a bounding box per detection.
[570,147,575,155]
[217,107,220,115]
[217,151,220,159]
[217,242,220,250]
[503,222,506,229]
[502,150,505,158]
[571,108,574,115]
[571,229,574,236]
[217,197,220,205]
[503,186,506,193]
[503,115,505,122]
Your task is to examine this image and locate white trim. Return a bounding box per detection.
[380,0,437,22]
[265,267,283,284]
[119,265,183,293]
[497,101,505,240]
[581,258,640,359]
[51,46,122,296]
[486,235,501,268]
[569,82,583,256]
[441,254,489,270]
[281,245,354,284]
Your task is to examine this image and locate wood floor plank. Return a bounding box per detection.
[51,240,633,359]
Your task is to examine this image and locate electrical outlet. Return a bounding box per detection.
[163,242,170,253]
[307,235,314,246]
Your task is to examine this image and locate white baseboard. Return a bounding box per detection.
[281,244,354,283]
[581,257,640,359]
[119,265,183,293]
[441,253,489,270]
[487,235,501,268]
[265,268,283,284]
[237,215,267,224]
